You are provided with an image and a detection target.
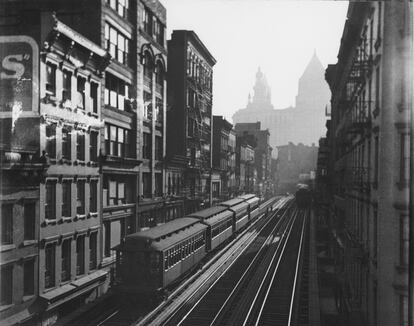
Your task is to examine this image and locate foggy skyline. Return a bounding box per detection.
[161,0,349,122]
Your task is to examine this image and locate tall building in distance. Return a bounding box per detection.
[167,30,216,212]
[322,2,412,325]
[232,53,331,148]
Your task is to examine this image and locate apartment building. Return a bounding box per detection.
[167,30,216,212]
[0,11,110,325]
[324,2,412,325]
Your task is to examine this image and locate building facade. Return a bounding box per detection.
[0,11,110,325]
[234,122,273,197]
[212,115,234,202]
[324,2,412,325]
[167,30,216,211]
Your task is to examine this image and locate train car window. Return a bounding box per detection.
[164,251,168,271]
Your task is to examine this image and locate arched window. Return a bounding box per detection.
[143,52,153,85]
[155,61,164,94]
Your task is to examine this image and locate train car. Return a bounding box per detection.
[259,196,278,216]
[219,198,249,231]
[115,217,207,294]
[188,206,234,251]
[238,194,260,221]
[296,186,312,209]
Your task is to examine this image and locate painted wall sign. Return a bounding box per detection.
[0,36,39,114]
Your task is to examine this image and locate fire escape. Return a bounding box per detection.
[338,36,373,194]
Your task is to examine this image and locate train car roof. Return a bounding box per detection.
[245,197,259,205]
[187,206,228,219]
[151,223,207,251]
[225,201,248,213]
[199,210,234,226]
[237,194,256,200]
[219,198,245,207]
[126,217,200,241]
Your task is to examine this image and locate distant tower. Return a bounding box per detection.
[295,51,330,110]
[252,67,272,106]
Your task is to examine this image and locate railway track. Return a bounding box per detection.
[161,206,296,326]
[71,197,291,326]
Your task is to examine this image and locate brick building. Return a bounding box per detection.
[235,138,255,194]
[167,30,216,212]
[212,115,234,202]
[323,2,411,325]
[0,11,110,325]
[234,122,273,197]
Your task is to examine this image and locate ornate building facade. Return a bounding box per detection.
[232,53,331,148]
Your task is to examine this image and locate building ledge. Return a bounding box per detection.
[0,244,16,252]
[39,270,108,312]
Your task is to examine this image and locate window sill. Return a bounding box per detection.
[43,219,57,226]
[0,244,16,252]
[22,295,35,303]
[88,212,98,218]
[74,160,86,166]
[23,240,37,246]
[0,303,14,312]
[75,214,86,220]
[59,158,72,165]
[61,216,73,223]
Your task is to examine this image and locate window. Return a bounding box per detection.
[90,131,98,162]
[400,215,409,266]
[400,134,410,183]
[155,136,162,160]
[46,123,56,159]
[24,202,35,241]
[0,266,12,305]
[89,233,97,270]
[143,132,151,159]
[90,82,98,114]
[155,20,164,45]
[155,97,163,123]
[106,0,130,19]
[62,127,71,160]
[76,236,85,275]
[61,239,71,282]
[62,70,72,101]
[107,179,127,206]
[76,132,85,161]
[143,172,152,198]
[143,91,152,119]
[155,173,162,196]
[23,260,34,296]
[90,180,98,213]
[143,52,153,86]
[45,181,56,220]
[143,8,152,34]
[105,23,130,65]
[155,62,164,94]
[45,62,56,96]
[104,73,131,111]
[374,135,379,186]
[62,181,71,218]
[377,2,382,41]
[76,180,85,215]
[105,124,130,157]
[45,244,55,288]
[1,204,13,245]
[375,67,380,111]
[188,117,195,137]
[76,76,86,109]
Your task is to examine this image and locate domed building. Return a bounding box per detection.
[232,52,331,148]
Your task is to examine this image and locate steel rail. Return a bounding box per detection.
[210,208,298,326]
[160,201,294,326]
[253,209,307,326]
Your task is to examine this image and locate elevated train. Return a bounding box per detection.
[114,194,283,295]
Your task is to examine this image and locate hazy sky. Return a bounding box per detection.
[161,0,349,122]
